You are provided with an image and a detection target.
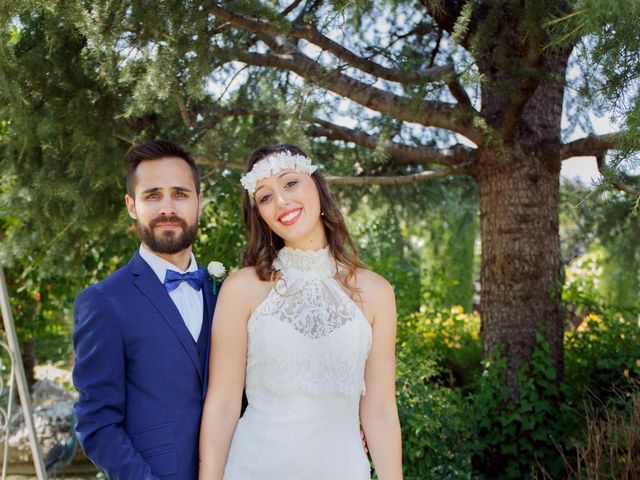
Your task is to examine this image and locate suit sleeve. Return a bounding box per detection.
[72,285,160,480]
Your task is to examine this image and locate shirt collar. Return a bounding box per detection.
[138,244,198,284]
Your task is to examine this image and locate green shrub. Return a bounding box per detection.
[399,307,482,389]
[397,380,474,478]
[394,279,640,478]
[396,325,475,479]
[470,332,569,479]
[562,251,604,313]
[564,309,640,403]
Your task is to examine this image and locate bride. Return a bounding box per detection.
[199,144,402,479]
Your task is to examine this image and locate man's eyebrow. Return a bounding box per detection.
[140,186,193,195]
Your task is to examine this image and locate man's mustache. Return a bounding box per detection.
[149,215,188,229]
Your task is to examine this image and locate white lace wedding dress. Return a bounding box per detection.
[223,246,373,480]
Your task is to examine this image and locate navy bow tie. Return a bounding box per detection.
[164,268,206,293]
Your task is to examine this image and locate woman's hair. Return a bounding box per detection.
[241,144,365,288]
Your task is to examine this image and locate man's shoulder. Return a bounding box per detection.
[76,258,135,301]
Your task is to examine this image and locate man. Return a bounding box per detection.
[73,139,217,479]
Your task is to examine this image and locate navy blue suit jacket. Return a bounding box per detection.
[73,252,217,479]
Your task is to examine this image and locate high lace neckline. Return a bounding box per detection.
[274,246,337,279]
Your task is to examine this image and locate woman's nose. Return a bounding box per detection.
[275,189,290,206]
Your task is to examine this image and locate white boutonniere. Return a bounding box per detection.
[207,261,226,294]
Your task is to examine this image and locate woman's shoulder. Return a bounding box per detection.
[353,268,396,325]
[225,266,262,283]
[220,267,273,299]
[354,268,393,295]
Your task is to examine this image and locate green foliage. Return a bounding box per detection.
[562,251,604,312]
[345,175,479,316]
[417,193,478,313]
[552,0,640,185]
[561,182,640,310]
[396,309,475,479]
[555,0,640,106]
[565,309,640,403]
[1,4,639,475]
[400,307,482,389]
[397,376,474,479]
[471,333,569,479]
[0,6,131,275]
[195,173,247,271]
[394,286,640,478]
[347,199,422,317]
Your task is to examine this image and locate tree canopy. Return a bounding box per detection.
[1,0,640,389]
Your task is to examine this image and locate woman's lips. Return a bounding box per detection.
[278,208,302,226]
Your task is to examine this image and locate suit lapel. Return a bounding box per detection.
[129,252,204,383]
[202,275,216,330]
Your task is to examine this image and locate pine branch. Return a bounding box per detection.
[609,180,639,196]
[596,153,639,196]
[446,76,473,110]
[325,162,473,185]
[188,104,477,167]
[281,0,305,17]
[177,95,194,128]
[209,5,454,84]
[562,133,638,196]
[307,119,476,167]
[195,156,474,187]
[214,46,483,144]
[560,133,620,159]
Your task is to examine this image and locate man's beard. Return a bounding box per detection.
[137,214,198,254]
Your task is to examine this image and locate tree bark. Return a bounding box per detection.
[477,52,568,387]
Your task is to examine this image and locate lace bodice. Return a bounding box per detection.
[245,246,372,396]
[223,246,373,479]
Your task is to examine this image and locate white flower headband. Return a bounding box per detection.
[240,151,318,202]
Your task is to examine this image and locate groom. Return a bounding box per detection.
[73,139,217,479]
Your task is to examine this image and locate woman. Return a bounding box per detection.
[199,144,402,479]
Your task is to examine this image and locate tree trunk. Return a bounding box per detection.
[477,52,568,388]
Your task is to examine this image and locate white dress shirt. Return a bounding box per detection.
[139,245,203,341]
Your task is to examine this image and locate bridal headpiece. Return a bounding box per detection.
[240,151,318,202]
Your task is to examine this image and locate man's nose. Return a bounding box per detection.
[158,197,177,216]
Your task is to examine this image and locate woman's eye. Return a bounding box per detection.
[284,180,298,188]
[258,194,272,204]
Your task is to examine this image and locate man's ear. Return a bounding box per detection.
[125,194,137,220]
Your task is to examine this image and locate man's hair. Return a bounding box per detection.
[125,139,201,196]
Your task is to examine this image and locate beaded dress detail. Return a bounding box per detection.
[223,246,372,480]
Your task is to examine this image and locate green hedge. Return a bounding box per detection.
[396,303,640,478]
